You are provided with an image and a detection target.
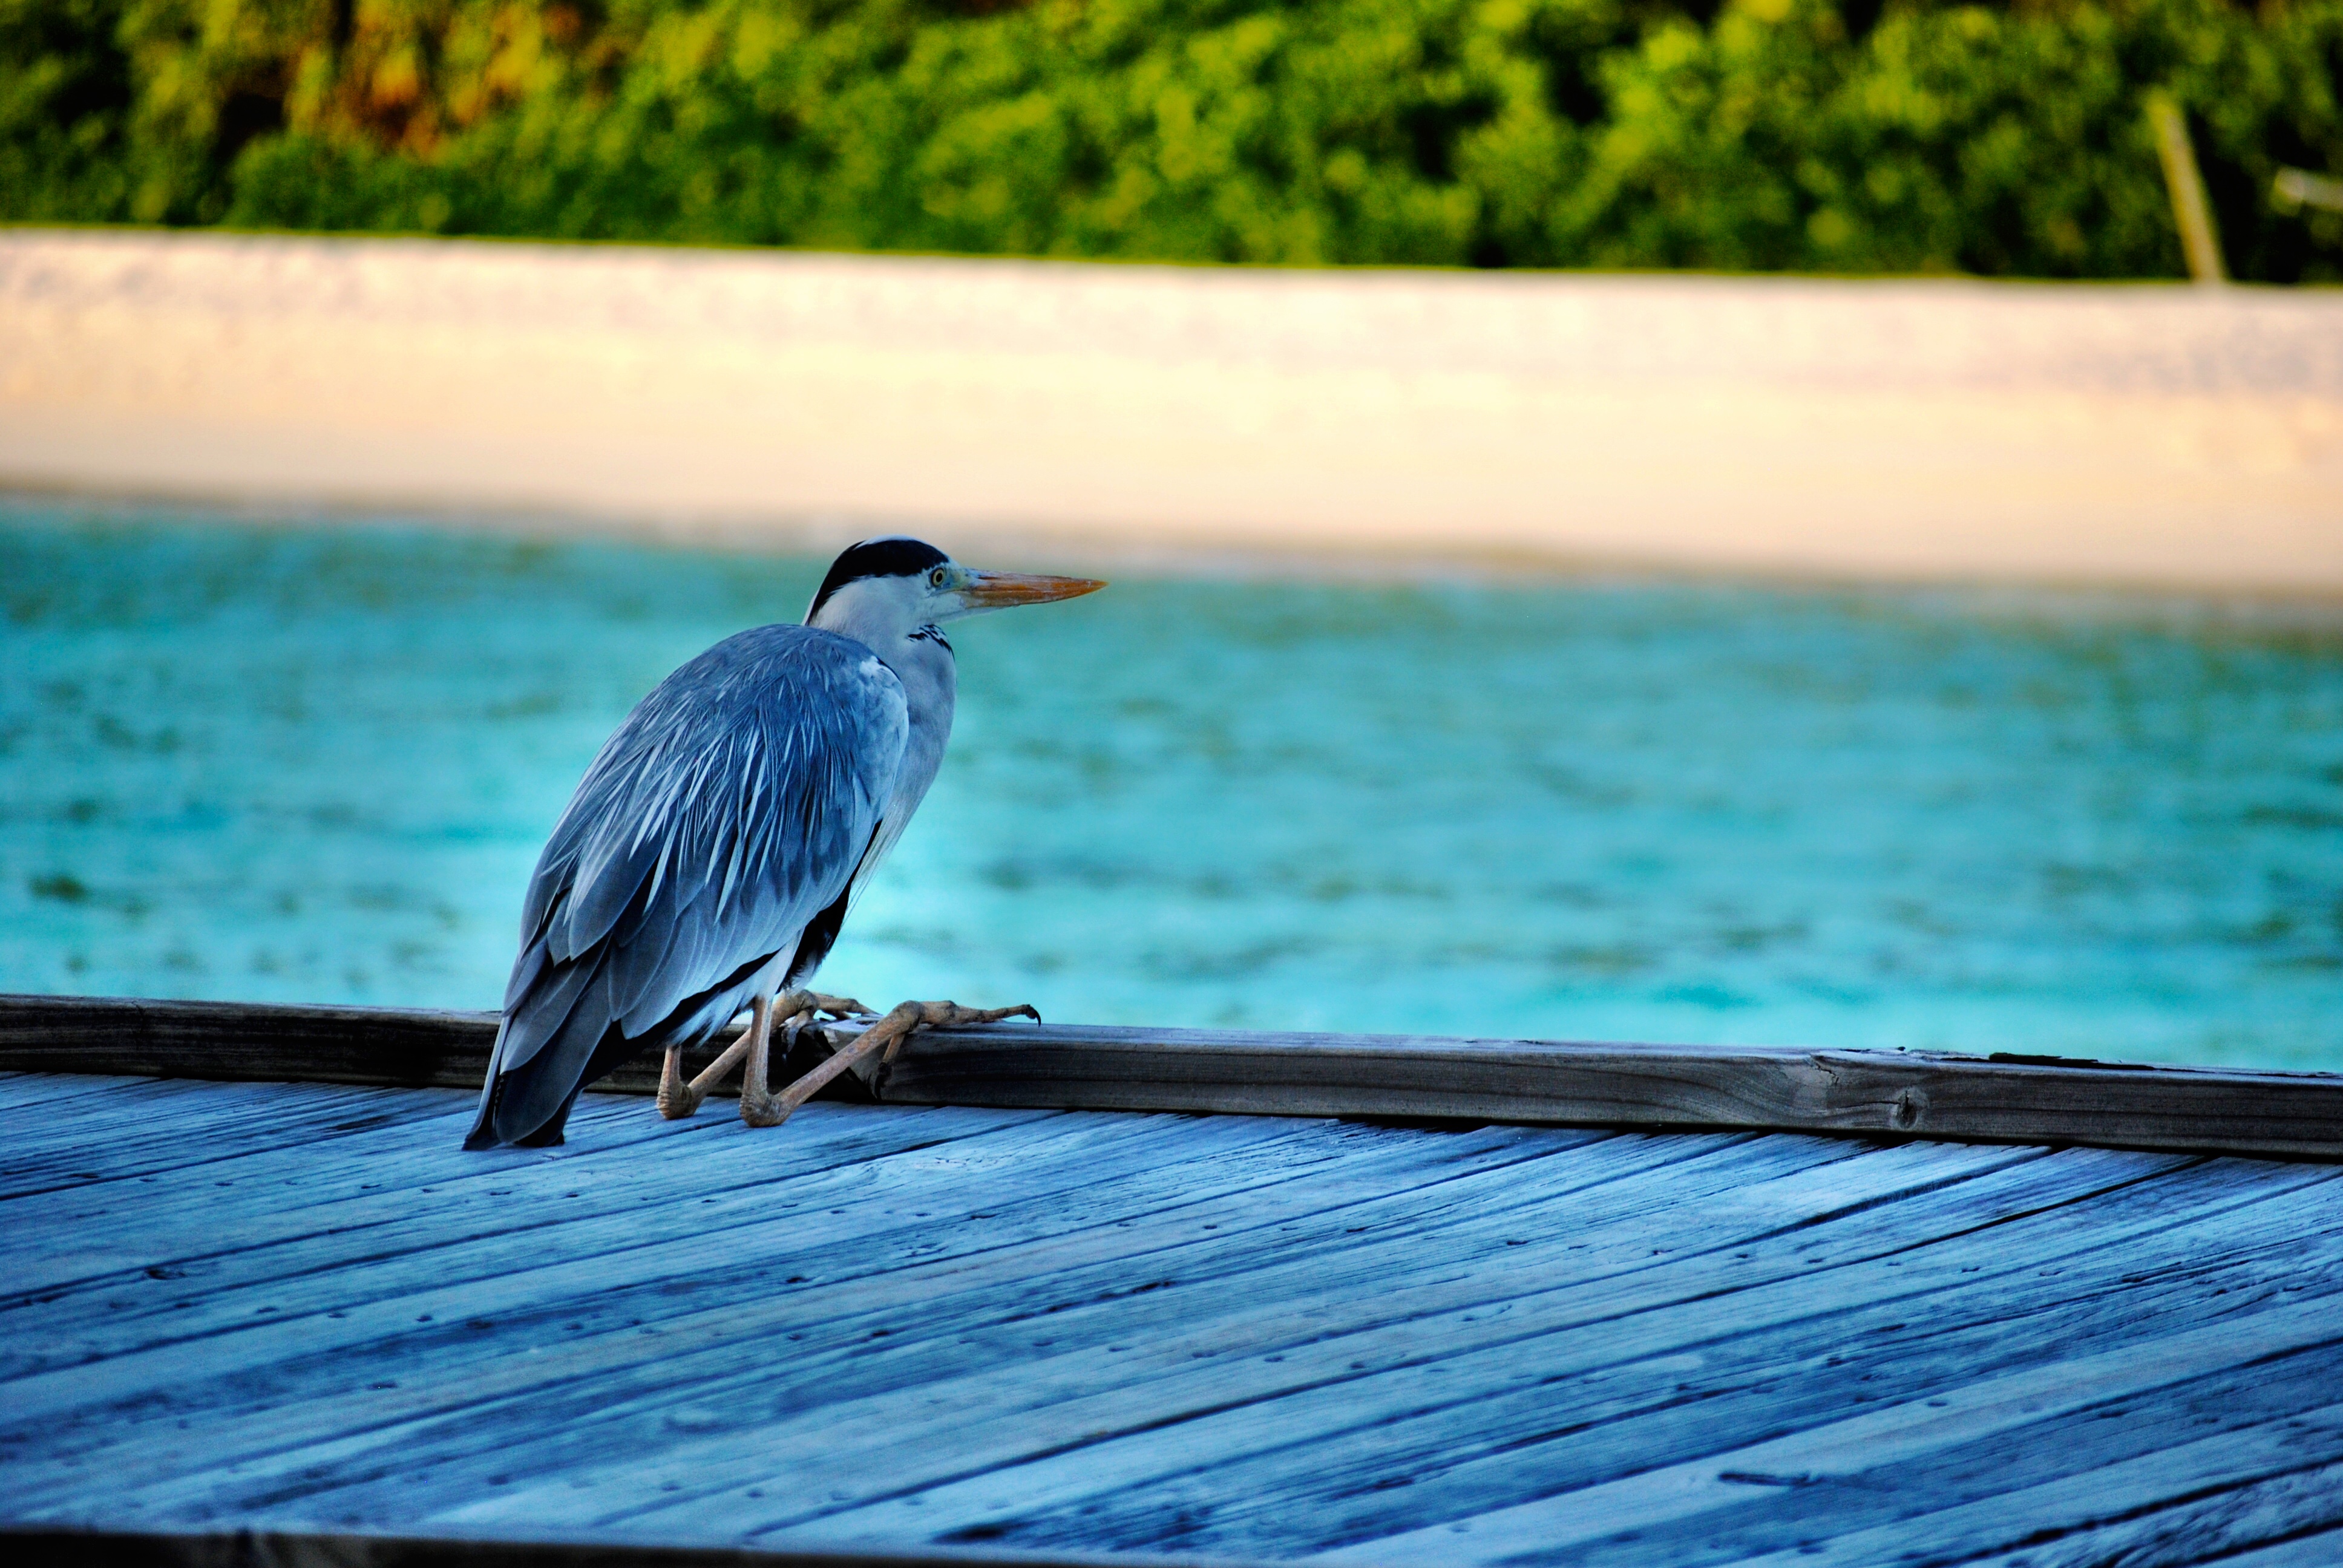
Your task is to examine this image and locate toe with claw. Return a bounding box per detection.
[803,991,873,1021]
[873,1000,1041,1063]
[747,998,1040,1129]
[658,1018,756,1121]
[655,991,1037,1131]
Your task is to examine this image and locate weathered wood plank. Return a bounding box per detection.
[2199,1522,2343,1568]
[1319,1289,2343,1565]
[0,1073,153,1113]
[856,1021,2343,1161]
[0,993,795,1104]
[4,1101,2230,1537]
[0,1114,1680,1493]
[0,1107,1203,1415]
[0,1087,1893,1500]
[364,1148,2138,1538]
[0,1102,1826,1419]
[9,994,2343,1159]
[0,1080,461,1199]
[8,1074,2343,1566]
[0,1526,1227,1568]
[1244,1188,2342,1557]
[0,1076,407,1165]
[696,1156,2337,1553]
[0,1109,1308,1383]
[0,995,502,1089]
[13,1138,1846,1528]
[1358,1328,2343,1566]
[850,1175,2343,1559]
[0,1091,1076,1297]
[1711,1404,2343,1568]
[121,1134,1759,1500]
[0,1106,1593,1462]
[45,1186,2333,1556]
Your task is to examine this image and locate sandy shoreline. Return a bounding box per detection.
[4,228,2340,592]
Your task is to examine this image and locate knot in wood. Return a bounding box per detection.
[1892,1086,1926,1132]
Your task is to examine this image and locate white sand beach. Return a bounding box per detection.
[2,227,2338,591]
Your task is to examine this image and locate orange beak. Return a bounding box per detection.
[958,570,1109,609]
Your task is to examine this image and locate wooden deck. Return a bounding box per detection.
[6,1056,2343,1565]
[9,993,2343,1160]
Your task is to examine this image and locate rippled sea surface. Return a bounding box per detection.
[4,500,2340,1068]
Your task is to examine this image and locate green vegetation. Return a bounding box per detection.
[4,0,2339,278]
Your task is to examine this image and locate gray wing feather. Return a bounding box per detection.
[473,627,906,1142]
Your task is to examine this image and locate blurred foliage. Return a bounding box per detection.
[3,0,2339,278]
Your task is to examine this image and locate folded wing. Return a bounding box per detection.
[467,626,908,1146]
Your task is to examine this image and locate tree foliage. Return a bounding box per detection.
[5,0,2339,278]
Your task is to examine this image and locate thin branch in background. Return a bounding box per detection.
[2145,91,2226,286]
[2275,167,2343,214]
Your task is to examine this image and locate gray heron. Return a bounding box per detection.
[464,537,1104,1149]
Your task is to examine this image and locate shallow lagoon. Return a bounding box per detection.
[4,500,2339,1070]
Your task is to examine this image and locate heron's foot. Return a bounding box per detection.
[719,992,795,1129]
[658,1027,756,1120]
[869,999,1042,1064]
[743,996,845,1127]
[739,1010,806,1129]
[646,986,885,1126]
[748,998,1041,1130]
[805,991,874,1020]
[656,1046,700,1120]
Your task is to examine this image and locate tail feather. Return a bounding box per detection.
[466,956,626,1149]
[465,929,793,1150]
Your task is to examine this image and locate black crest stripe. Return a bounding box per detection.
[806,538,949,621]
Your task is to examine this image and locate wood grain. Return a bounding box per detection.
[4,1074,2339,1565]
[5,994,2339,1159]
[733,1152,2338,1556]
[0,1526,1213,1568]
[0,994,861,1103]
[857,1021,2343,1160]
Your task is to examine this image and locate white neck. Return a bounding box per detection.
[807,575,957,846]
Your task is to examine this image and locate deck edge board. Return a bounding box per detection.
[3,993,2338,1160]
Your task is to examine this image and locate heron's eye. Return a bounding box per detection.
[929,567,948,588]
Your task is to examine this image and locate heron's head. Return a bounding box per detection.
[805,537,1105,645]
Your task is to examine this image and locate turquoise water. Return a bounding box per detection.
[4,500,2341,1069]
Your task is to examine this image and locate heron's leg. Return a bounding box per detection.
[749,1000,1040,1130]
[738,989,885,1126]
[739,990,808,1128]
[656,1046,701,1120]
[655,998,769,1121]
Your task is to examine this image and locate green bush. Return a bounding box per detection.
[3,0,2338,278]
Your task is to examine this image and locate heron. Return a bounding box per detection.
[464,537,1104,1149]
